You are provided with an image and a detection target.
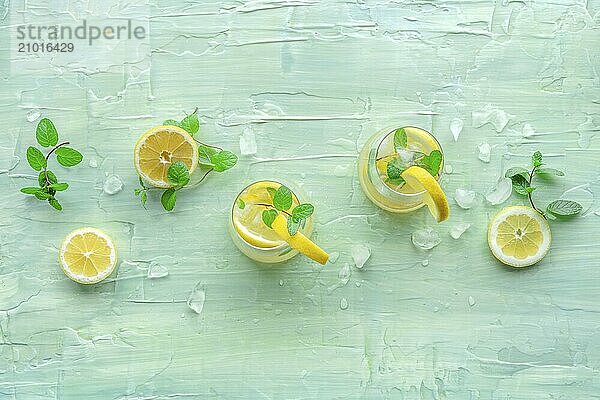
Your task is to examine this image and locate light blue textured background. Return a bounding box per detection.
[1,1,600,399]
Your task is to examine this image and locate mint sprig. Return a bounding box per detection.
[381,128,442,186]
[237,185,314,236]
[20,118,83,211]
[136,109,238,211]
[505,151,582,219]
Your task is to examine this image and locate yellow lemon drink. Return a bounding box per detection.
[229,180,328,264]
[358,126,444,214]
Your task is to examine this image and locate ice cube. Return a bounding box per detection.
[338,263,352,285]
[472,104,512,132]
[88,159,98,168]
[102,175,123,195]
[327,252,340,264]
[396,148,420,165]
[26,109,41,122]
[450,223,471,239]
[450,118,464,141]
[239,127,257,156]
[486,178,512,205]
[334,165,349,177]
[340,298,349,310]
[187,282,206,314]
[444,164,453,174]
[147,262,169,279]
[522,123,535,137]
[477,142,491,163]
[350,244,370,269]
[468,296,476,307]
[411,228,441,250]
[454,189,476,209]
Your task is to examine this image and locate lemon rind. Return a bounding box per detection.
[59,227,117,284]
[487,206,551,268]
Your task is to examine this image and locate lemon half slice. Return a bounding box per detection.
[488,206,551,268]
[401,166,450,222]
[59,227,117,284]
[134,125,198,188]
[271,215,329,265]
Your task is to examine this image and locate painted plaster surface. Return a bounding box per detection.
[1,0,600,398]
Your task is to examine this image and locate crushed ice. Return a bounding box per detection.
[454,189,476,209]
[350,244,370,269]
[411,228,441,250]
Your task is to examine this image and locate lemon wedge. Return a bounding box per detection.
[59,227,117,284]
[134,125,198,188]
[271,215,329,265]
[401,166,449,222]
[488,206,551,268]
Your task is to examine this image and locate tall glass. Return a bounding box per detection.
[357,126,443,213]
[228,180,314,263]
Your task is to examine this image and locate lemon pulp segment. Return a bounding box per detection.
[59,227,117,284]
[488,206,551,268]
[134,125,198,188]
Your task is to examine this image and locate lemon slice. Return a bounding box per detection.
[401,166,450,222]
[233,181,300,248]
[271,215,329,265]
[134,125,198,188]
[59,227,117,284]
[488,206,551,268]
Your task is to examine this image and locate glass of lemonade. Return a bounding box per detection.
[229,180,315,263]
[358,126,444,213]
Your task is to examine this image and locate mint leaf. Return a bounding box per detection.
[56,147,83,167]
[26,147,46,171]
[167,161,190,187]
[39,170,57,186]
[510,174,530,196]
[262,209,278,228]
[34,191,51,200]
[21,187,41,195]
[505,167,529,179]
[386,158,404,180]
[36,118,58,147]
[180,112,199,136]
[393,128,407,150]
[526,186,536,194]
[198,144,217,164]
[49,182,69,191]
[48,197,62,211]
[140,191,148,206]
[161,188,177,211]
[536,168,564,177]
[134,188,142,196]
[532,151,543,167]
[266,187,277,201]
[237,198,246,209]
[287,217,301,236]
[211,150,238,172]
[292,203,314,221]
[273,186,293,211]
[163,119,180,127]
[418,150,443,177]
[546,199,582,216]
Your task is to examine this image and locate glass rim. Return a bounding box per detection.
[230,179,296,252]
[372,125,443,198]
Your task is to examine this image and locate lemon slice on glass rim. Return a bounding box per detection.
[59,227,117,284]
[401,165,450,222]
[488,206,551,268]
[134,125,198,188]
